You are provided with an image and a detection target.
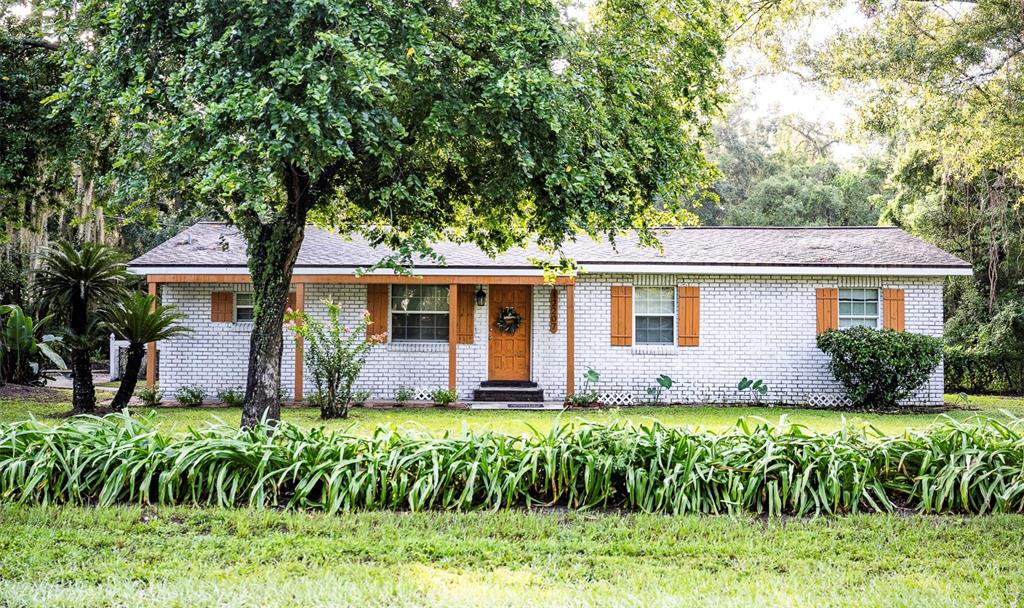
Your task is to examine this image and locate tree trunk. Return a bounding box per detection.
[71,347,96,413]
[110,342,144,410]
[240,168,311,428]
[69,287,96,413]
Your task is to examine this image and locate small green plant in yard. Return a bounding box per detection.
[353,390,371,405]
[737,377,769,403]
[286,301,383,419]
[430,388,458,407]
[646,374,674,404]
[174,385,206,407]
[395,386,414,405]
[137,387,161,407]
[566,367,601,407]
[217,388,245,407]
[817,327,943,410]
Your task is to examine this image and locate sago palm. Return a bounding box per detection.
[104,292,190,409]
[35,242,128,413]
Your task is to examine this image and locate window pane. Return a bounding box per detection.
[236,293,253,306]
[636,316,673,345]
[838,288,879,328]
[391,313,449,341]
[392,285,449,312]
[236,307,254,322]
[635,287,673,315]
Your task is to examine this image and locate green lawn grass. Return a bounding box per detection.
[1,505,1022,607]
[2,396,1024,606]
[2,393,1022,436]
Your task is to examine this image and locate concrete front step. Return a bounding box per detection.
[479,380,538,388]
[467,401,565,410]
[473,384,545,402]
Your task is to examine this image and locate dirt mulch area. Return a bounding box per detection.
[49,406,126,419]
[0,384,70,403]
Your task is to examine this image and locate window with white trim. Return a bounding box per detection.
[634,287,674,345]
[235,293,254,322]
[390,285,450,342]
[838,288,879,329]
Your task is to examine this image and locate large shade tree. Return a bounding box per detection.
[47,0,729,426]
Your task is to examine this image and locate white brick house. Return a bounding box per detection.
[129,223,972,406]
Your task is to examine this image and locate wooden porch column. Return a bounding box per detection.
[294,282,305,402]
[566,284,575,396]
[146,279,158,389]
[448,282,458,391]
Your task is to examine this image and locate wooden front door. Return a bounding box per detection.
[488,285,531,381]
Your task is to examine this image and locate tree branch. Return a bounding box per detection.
[15,38,59,51]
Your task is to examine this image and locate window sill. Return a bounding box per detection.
[630,345,679,356]
[387,342,448,353]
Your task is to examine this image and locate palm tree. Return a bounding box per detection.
[35,242,128,413]
[103,292,189,409]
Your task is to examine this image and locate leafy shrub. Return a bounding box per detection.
[306,390,327,408]
[1,414,1022,516]
[353,390,370,405]
[429,388,458,407]
[137,387,162,407]
[0,305,65,386]
[286,301,383,419]
[817,327,943,410]
[174,385,207,407]
[217,388,245,407]
[395,386,414,404]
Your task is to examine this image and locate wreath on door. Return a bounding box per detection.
[495,306,522,334]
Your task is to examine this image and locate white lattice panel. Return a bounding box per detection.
[600,391,635,406]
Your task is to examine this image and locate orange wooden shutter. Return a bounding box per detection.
[815,288,839,333]
[677,286,700,346]
[610,285,633,346]
[366,284,389,340]
[883,288,905,331]
[287,291,297,311]
[457,285,475,344]
[211,292,233,322]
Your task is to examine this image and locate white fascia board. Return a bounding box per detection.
[129,263,973,278]
[128,266,549,276]
[578,263,975,277]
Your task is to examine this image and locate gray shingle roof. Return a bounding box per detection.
[128,222,971,272]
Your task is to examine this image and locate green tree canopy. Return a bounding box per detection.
[47,0,730,424]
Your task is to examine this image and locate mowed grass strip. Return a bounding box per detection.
[2,393,1023,436]
[0,506,1022,607]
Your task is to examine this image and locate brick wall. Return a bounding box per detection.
[572,274,944,406]
[155,274,945,406]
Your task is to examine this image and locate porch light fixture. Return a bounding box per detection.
[475,286,486,306]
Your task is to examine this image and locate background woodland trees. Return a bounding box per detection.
[2,0,1022,395]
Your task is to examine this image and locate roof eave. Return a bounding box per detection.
[128,263,974,278]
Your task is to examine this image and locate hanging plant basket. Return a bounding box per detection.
[495,306,522,334]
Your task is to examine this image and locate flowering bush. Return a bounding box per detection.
[287,301,385,419]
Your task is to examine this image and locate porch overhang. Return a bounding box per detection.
[141,273,577,402]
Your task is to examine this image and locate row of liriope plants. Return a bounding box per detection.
[0,413,1021,516]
